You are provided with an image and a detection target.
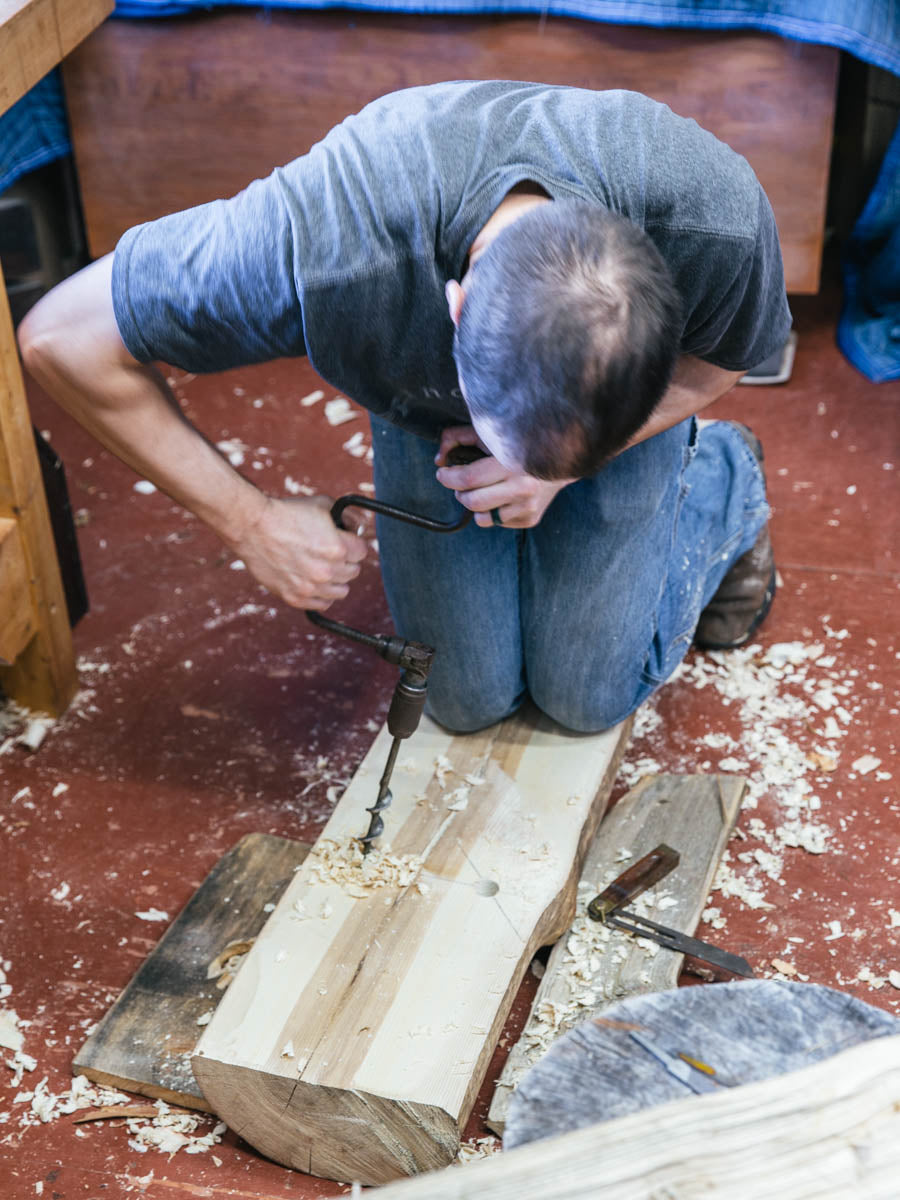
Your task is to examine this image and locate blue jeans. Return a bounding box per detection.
[370,416,768,733]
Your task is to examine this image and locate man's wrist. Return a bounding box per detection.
[204,479,271,552]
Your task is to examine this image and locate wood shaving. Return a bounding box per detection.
[342,431,369,458]
[179,704,220,720]
[135,909,169,923]
[851,754,882,775]
[126,1099,227,1158]
[300,389,324,406]
[807,750,837,772]
[215,437,249,466]
[207,940,255,990]
[445,786,470,812]
[0,1008,24,1053]
[73,1104,176,1124]
[324,397,357,426]
[770,959,799,977]
[456,1135,501,1165]
[305,838,425,895]
[434,754,454,785]
[284,476,316,496]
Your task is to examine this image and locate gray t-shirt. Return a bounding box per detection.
[112,81,791,441]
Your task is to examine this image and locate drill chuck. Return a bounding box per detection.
[387,674,428,741]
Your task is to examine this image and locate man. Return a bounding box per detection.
[19,82,790,733]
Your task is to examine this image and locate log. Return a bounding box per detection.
[192,705,630,1184]
[487,773,744,1134]
[358,1034,900,1200]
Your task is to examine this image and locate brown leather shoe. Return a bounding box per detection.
[693,424,776,651]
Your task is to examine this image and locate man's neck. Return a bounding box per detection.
[466,182,551,271]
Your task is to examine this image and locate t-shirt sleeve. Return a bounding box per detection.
[677,186,792,372]
[111,173,307,372]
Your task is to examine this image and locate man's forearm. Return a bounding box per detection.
[18,256,267,550]
[625,355,742,450]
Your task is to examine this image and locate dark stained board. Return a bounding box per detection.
[74,833,311,1109]
[62,14,837,292]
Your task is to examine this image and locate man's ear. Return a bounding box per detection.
[445,280,465,329]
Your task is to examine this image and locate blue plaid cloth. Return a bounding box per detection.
[0,71,69,195]
[838,116,900,381]
[111,1,900,74]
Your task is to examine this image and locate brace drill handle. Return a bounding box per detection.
[304,493,471,736]
[305,444,487,726]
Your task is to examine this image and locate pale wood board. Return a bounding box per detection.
[74,833,311,1110]
[193,706,631,1184]
[487,773,745,1135]
[0,278,77,714]
[0,517,33,664]
[0,0,113,113]
[358,1035,900,1200]
[0,0,110,713]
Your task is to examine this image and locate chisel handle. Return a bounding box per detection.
[587,844,680,922]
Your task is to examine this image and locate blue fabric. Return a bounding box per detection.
[0,72,70,195]
[370,415,768,732]
[111,1,900,74]
[838,116,900,381]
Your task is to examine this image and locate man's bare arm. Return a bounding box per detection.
[17,255,366,609]
[626,355,743,449]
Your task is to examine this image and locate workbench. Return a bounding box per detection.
[63,11,839,294]
[0,0,112,714]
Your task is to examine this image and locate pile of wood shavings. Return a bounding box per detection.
[9,1072,132,1128]
[304,838,428,899]
[456,1135,502,1164]
[126,1100,226,1158]
[516,876,664,1058]
[1,965,226,1160]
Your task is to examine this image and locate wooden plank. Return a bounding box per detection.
[74,833,311,1110]
[487,773,745,1135]
[360,1035,900,1200]
[0,273,76,714]
[0,517,34,664]
[192,706,631,1184]
[62,15,837,292]
[0,0,113,114]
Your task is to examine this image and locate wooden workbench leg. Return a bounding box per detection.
[0,271,77,716]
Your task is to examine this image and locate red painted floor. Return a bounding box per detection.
[1,273,898,1198]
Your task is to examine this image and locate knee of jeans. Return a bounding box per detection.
[529,679,639,734]
[424,684,523,735]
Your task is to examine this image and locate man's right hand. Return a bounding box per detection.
[231,495,368,611]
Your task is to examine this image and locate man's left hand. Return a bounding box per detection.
[435,426,574,528]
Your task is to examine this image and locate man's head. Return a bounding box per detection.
[449,200,683,479]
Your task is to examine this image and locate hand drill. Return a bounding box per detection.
[306,445,484,852]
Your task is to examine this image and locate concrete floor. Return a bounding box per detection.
[1,276,898,1198]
